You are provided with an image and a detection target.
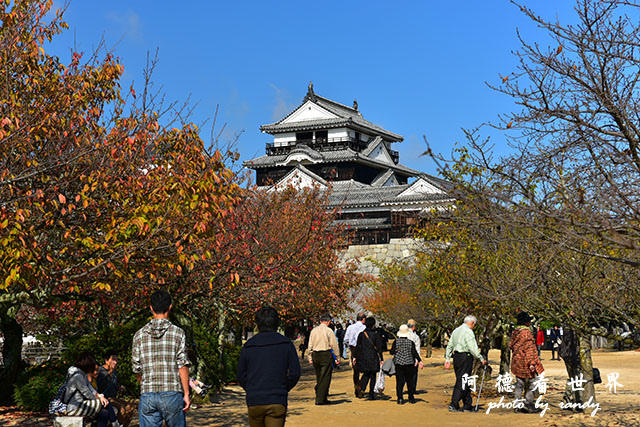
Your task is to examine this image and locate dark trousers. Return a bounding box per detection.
[396,364,417,400]
[349,346,360,392]
[247,404,287,427]
[410,365,418,392]
[359,371,377,398]
[312,350,333,404]
[450,352,473,410]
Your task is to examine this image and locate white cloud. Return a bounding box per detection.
[269,83,296,121]
[106,10,143,41]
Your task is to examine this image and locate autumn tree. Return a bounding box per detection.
[0,0,239,400]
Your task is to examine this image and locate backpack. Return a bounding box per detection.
[48,373,76,415]
[48,380,69,415]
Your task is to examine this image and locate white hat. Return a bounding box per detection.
[397,324,411,338]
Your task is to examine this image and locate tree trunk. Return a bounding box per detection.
[425,326,434,358]
[499,324,511,375]
[216,307,227,380]
[579,334,596,403]
[0,305,23,404]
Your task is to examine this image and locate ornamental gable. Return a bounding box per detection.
[281,100,338,124]
[396,177,445,198]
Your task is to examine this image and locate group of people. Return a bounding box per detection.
[342,313,424,404]
[60,351,134,427]
[53,290,192,427]
[236,310,428,426]
[444,311,585,415]
[52,291,590,427]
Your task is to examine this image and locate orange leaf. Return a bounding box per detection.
[58,193,66,204]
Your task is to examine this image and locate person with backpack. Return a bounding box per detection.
[63,352,122,427]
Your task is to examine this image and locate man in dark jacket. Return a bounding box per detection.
[550,325,562,360]
[238,306,301,427]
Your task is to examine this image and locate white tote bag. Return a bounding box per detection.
[374,366,386,393]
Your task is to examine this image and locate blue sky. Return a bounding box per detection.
[46,1,579,176]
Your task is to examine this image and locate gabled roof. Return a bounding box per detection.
[260,85,403,142]
[327,180,453,210]
[244,147,419,177]
[361,136,384,157]
[371,169,398,187]
[268,166,454,211]
[272,164,328,190]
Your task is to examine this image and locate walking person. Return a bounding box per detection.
[510,312,544,413]
[444,315,487,413]
[353,317,383,400]
[299,327,310,360]
[335,323,345,359]
[550,325,562,360]
[535,325,545,358]
[308,313,341,405]
[407,319,424,393]
[132,290,190,427]
[343,313,366,396]
[237,306,301,427]
[390,325,421,405]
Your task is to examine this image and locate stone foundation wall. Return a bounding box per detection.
[340,238,426,277]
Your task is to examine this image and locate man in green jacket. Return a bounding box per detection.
[444,315,487,412]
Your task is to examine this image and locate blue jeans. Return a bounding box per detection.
[139,391,186,427]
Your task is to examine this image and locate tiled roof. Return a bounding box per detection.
[334,217,391,230]
[260,93,403,142]
[326,181,452,209]
[244,147,419,177]
[292,164,328,186]
[417,173,455,192]
[361,136,384,157]
[371,169,396,187]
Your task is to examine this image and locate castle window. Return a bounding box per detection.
[315,130,328,142]
[296,132,313,142]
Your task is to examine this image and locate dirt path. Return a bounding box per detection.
[186,348,640,427]
[3,348,638,426]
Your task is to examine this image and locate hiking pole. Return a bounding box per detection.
[475,364,488,412]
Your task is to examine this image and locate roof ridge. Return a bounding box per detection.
[361,136,384,157]
[371,169,395,187]
[293,164,328,186]
[313,94,361,116]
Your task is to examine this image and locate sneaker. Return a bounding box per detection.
[409,398,417,404]
[463,407,477,412]
[397,398,405,405]
[448,405,462,412]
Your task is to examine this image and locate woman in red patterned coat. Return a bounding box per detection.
[510,312,544,413]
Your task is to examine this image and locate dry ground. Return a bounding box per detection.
[3,348,639,427]
[188,348,640,427]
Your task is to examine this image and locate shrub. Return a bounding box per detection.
[191,323,242,389]
[13,360,66,412]
[222,342,242,383]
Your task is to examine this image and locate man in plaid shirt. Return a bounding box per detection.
[132,290,190,426]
